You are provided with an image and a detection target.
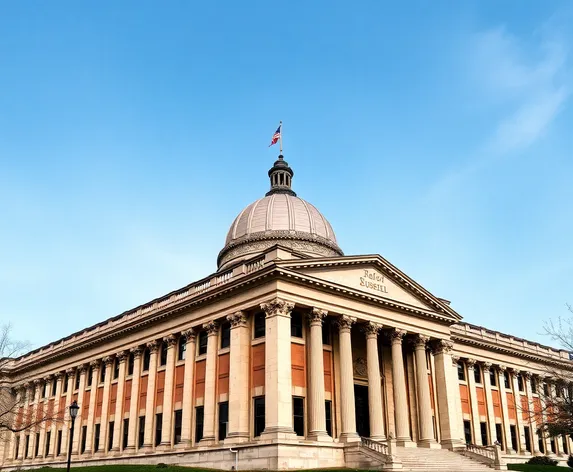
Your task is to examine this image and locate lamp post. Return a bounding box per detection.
[66,401,80,472]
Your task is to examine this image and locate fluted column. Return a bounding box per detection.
[125,347,142,453]
[260,298,297,439]
[307,308,330,441]
[179,330,196,448]
[498,365,514,453]
[59,369,74,458]
[17,383,31,460]
[391,329,413,446]
[48,374,63,458]
[159,336,177,448]
[432,340,462,448]
[510,369,525,453]
[364,322,385,440]
[466,359,482,445]
[482,363,496,446]
[71,365,88,455]
[142,341,159,450]
[413,335,436,446]
[336,315,359,442]
[200,321,219,443]
[111,351,128,452]
[83,361,100,455]
[226,312,250,442]
[97,357,114,454]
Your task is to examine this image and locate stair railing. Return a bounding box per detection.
[463,443,507,470]
[360,437,389,455]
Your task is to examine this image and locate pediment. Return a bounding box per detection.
[278,255,461,322]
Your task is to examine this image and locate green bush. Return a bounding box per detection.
[156,464,169,469]
[568,455,573,468]
[526,456,559,466]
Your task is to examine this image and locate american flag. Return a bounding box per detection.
[268,124,282,147]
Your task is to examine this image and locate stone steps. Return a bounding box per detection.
[396,446,494,471]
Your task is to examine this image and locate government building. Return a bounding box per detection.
[1,155,572,471]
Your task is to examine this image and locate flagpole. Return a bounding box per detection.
[279,120,283,155]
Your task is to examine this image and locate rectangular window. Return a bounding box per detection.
[87,366,93,387]
[325,400,332,437]
[113,359,119,380]
[480,422,488,446]
[75,373,81,390]
[56,430,63,456]
[155,413,163,446]
[123,418,129,450]
[220,322,231,349]
[80,426,87,454]
[43,383,48,398]
[52,380,57,396]
[198,331,208,356]
[543,382,549,396]
[178,337,187,361]
[219,402,229,440]
[463,420,472,444]
[563,435,570,454]
[290,312,303,338]
[45,431,51,457]
[531,377,537,394]
[15,436,20,459]
[254,397,265,437]
[517,374,524,392]
[128,354,135,376]
[510,425,518,452]
[24,434,30,458]
[322,322,331,345]
[195,406,204,443]
[293,397,304,436]
[504,372,510,389]
[160,342,168,367]
[495,424,503,449]
[539,434,545,454]
[100,365,106,383]
[474,364,482,384]
[490,368,497,387]
[108,421,114,452]
[174,410,183,445]
[138,416,145,448]
[94,424,100,452]
[551,437,557,454]
[143,348,151,372]
[34,432,40,457]
[254,312,265,338]
[524,426,531,452]
[457,362,466,381]
[63,374,69,393]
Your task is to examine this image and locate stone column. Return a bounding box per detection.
[510,369,525,453]
[451,356,465,443]
[200,321,219,443]
[413,335,436,447]
[97,357,114,454]
[432,340,462,448]
[549,383,564,455]
[260,298,297,439]
[7,387,23,460]
[48,374,64,457]
[226,312,250,442]
[482,363,497,446]
[498,366,515,453]
[28,380,41,460]
[59,369,74,457]
[523,372,540,454]
[111,351,128,452]
[336,315,359,442]
[178,330,196,448]
[125,347,143,453]
[159,335,178,448]
[307,308,330,441]
[466,359,482,445]
[364,322,385,440]
[391,329,413,446]
[38,376,52,458]
[71,365,87,455]
[142,341,159,450]
[17,383,31,460]
[84,361,100,455]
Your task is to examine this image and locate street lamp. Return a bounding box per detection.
[67,401,80,472]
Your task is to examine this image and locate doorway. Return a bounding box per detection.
[354,384,370,437]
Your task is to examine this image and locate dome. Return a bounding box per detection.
[217,155,343,269]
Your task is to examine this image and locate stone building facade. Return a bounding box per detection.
[1,156,572,470]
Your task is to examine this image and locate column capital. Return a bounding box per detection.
[147,340,160,353]
[362,321,382,338]
[102,356,114,366]
[181,328,196,342]
[522,371,532,380]
[227,311,248,328]
[130,346,144,358]
[260,297,295,318]
[78,363,89,373]
[466,358,477,370]
[203,320,219,336]
[451,355,460,366]
[308,308,328,327]
[482,362,493,373]
[390,328,407,345]
[163,334,178,347]
[432,339,454,355]
[498,364,507,373]
[65,367,76,375]
[116,350,129,363]
[412,334,430,350]
[43,374,54,382]
[336,315,356,333]
[33,378,42,386]
[55,372,65,380]
[89,359,101,368]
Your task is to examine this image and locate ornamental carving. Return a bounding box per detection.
[353,357,368,377]
[482,362,492,373]
[362,322,382,338]
[65,367,76,375]
[203,320,219,336]
[451,355,460,366]
[78,363,89,373]
[89,359,101,368]
[498,364,507,373]
[181,328,196,342]
[412,334,430,350]
[465,358,477,370]
[130,346,143,358]
[335,315,356,332]
[43,375,53,382]
[432,339,453,355]
[308,308,328,326]
[55,371,65,379]
[147,340,160,353]
[260,298,295,319]
[227,311,248,328]
[116,350,129,362]
[390,328,407,344]
[523,371,532,380]
[163,334,178,347]
[102,356,114,366]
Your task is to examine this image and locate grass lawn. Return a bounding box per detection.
[30,467,368,472]
[508,464,571,471]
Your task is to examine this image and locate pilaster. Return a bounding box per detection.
[142,341,159,451]
[71,365,88,455]
[111,351,128,453]
[49,374,63,458]
[466,359,482,445]
[84,360,100,455]
[498,366,515,453]
[159,336,178,449]
[125,347,143,453]
[59,369,75,458]
[510,369,525,453]
[482,363,497,447]
[97,357,114,455]
[200,321,219,443]
[178,329,196,448]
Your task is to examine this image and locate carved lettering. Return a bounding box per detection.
[359,269,388,294]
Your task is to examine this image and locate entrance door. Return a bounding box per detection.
[354,385,370,438]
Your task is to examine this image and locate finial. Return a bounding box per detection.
[266,153,296,197]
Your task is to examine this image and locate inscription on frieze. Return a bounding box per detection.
[359,269,388,294]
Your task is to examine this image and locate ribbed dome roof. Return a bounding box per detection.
[217,154,343,269]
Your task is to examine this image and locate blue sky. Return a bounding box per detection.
[1,1,571,350]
